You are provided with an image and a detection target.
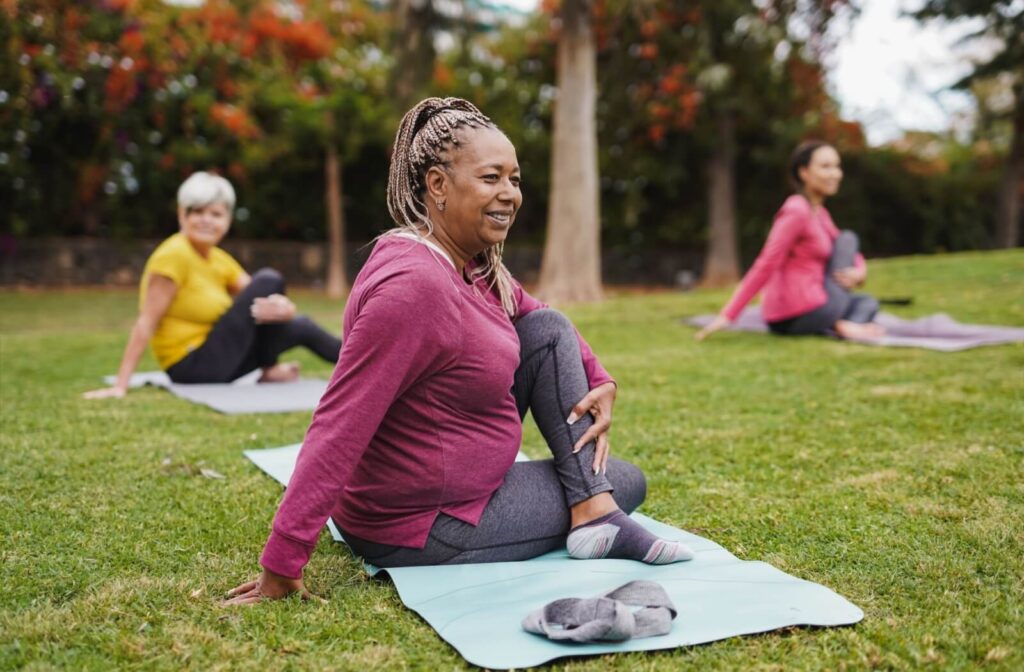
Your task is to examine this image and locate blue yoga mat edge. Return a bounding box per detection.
[243,444,864,668]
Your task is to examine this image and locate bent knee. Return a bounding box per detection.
[515,308,574,343]
[250,267,286,294]
[860,296,881,319]
[288,314,315,329]
[836,230,860,249]
[607,458,647,513]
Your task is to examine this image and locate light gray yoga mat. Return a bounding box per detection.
[685,307,1024,351]
[104,371,328,414]
[244,444,864,668]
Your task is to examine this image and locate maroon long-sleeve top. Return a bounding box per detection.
[721,195,866,323]
[260,235,613,578]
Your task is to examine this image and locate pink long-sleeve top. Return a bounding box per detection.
[721,195,866,323]
[260,235,614,578]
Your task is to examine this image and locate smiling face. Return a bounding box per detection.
[178,201,232,254]
[798,145,843,201]
[428,127,522,257]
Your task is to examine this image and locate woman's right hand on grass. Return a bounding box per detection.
[222,569,319,606]
[695,315,731,341]
[82,386,127,400]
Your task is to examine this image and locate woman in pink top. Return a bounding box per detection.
[225,98,693,605]
[697,141,883,341]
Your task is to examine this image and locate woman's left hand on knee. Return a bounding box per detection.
[251,294,296,323]
[568,382,617,475]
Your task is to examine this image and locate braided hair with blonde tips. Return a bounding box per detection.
[385,97,518,317]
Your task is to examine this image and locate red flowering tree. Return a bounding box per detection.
[597,0,852,285]
[2,0,392,294]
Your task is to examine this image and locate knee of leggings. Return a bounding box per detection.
[515,308,574,345]
[862,296,880,319]
[608,458,647,513]
[250,267,285,294]
[837,230,859,248]
[288,314,318,333]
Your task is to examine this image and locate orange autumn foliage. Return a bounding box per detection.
[191,1,242,45]
[76,164,108,204]
[119,29,144,56]
[105,0,136,12]
[433,62,454,90]
[786,57,828,116]
[209,103,261,139]
[248,8,333,64]
[104,67,137,113]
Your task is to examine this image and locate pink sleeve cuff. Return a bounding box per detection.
[259,529,316,579]
[585,362,615,390]
[722,296,746,322]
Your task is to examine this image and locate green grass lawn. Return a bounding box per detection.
[1,249,1022,670]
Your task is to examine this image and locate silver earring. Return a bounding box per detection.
[436,199,446,212]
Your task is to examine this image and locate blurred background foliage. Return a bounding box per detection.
[0,0,1018,271]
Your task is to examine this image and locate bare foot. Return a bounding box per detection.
[258,361,300,383]
[835,320,886,341]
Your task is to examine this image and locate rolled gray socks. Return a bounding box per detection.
[522,580,678,643]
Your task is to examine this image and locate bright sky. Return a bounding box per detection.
[827,1,990,145]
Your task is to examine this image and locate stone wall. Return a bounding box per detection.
[0,237,703,288]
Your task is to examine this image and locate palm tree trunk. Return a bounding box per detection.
[324,139,347,299]
[392,0,437,109]
[702,109,740,287]
[995,82,1023,248]
[538,0,602,303]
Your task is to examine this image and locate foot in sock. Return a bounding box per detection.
[566,510,694,564]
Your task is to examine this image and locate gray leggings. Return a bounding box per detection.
[768,231,880,335]
[339,309,647,567]
[167,268,341,383]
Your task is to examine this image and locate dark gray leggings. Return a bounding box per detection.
[166,268,341,383]
[340,309,647,567]
[768,231,880,335]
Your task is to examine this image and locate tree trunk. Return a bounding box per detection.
[538,0,602,303]
[324,140,347,299]
[701,109,740,287]
[392,0,437,109]
[995,81,1024,248]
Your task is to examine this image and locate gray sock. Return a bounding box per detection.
[567,510,694,564]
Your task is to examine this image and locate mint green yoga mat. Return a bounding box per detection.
[244,445,863,668]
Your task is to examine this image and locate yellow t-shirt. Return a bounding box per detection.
[141,233,245,369]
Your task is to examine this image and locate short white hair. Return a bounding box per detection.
[177,171,236,212]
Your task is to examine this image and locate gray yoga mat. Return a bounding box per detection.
[104,371,328,414]
[685,307,1024,351]
[244,444,864,668]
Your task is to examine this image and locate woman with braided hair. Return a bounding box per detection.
[226,97,693,605]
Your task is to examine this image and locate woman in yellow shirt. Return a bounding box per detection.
[84,172,341,398]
